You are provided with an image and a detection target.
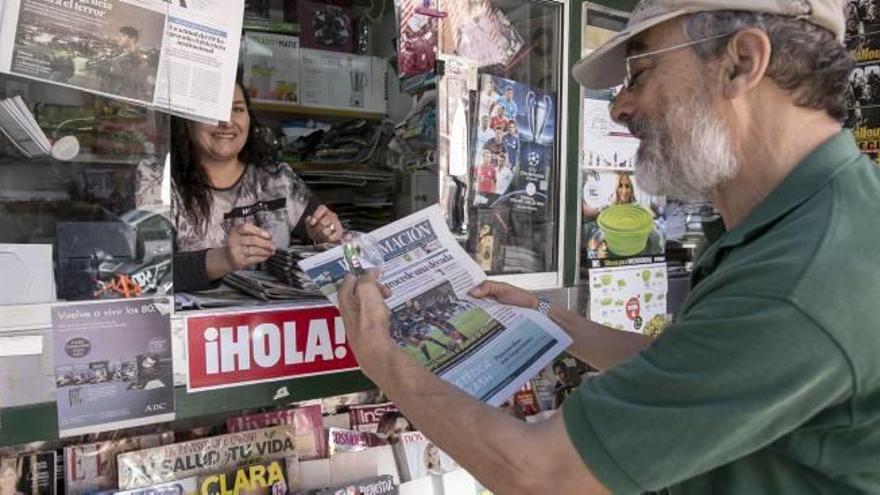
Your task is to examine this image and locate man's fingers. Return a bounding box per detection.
[469,281,494,298]
[338,274,357,307]
[379,285,392,299]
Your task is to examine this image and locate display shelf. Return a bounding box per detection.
[250,101,385,120]
[0,370,374,448]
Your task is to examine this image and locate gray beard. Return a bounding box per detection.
[633,95,739,201]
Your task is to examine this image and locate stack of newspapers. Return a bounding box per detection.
[0,96,50,158]
[222,244,327,300]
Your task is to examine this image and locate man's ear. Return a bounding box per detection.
[721,28,772,100]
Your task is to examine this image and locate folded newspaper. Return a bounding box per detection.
[0,0,243,123]
[298,205,572,406]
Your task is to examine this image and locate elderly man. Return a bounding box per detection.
[338,0,880,493]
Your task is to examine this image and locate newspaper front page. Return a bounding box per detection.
[0,0,243,123]
[299,205,572,407]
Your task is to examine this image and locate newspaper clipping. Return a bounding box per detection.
[299,205,572,407]
[0,0,244,122]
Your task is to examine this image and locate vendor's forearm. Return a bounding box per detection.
[547,303,652,371]
[368,344,546,494]
[205,248,233,282]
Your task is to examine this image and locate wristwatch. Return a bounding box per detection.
[536,297,552,316]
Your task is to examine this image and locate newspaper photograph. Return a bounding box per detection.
[299,205,572,406]
[0,0,244,123]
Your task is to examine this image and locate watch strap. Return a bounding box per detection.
[536,297,552,316]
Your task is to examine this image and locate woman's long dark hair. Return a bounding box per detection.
[171,79,276,224]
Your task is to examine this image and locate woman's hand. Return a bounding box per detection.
[306,205,344,243]
[225,223,275,270]
[468,281,539,310]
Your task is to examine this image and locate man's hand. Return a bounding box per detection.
[306,205,344,243]
[224,223,275,271]
[337,270,394,373]
[469,280,539,310]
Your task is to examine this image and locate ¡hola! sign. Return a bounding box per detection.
[186,305,359,392]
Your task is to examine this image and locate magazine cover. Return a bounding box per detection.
[439,0,523,68]
[582,89,638,171]
[394,0,439,77]
[117,425,299,489]
[472,74,556,214]
[347,402,400,434]
[64,432,173,495]
[327,428,386,456]
[313,475,397,495]
[392,432,457,483]
[115,477,199,495]
[581,170,666,263]
[0,451,56,495]
[241,33,300,103]
[52,298,174,437]
[197,459,291,495]
[225,405,326,460]
[588,263,669,336]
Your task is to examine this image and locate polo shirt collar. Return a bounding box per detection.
[718,130,861,249]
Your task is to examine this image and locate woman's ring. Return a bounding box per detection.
[329,224,336,233]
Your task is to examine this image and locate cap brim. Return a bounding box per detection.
[573,10,689,90]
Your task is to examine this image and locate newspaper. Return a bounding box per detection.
[298,205,572,407]
[0,0,243,123]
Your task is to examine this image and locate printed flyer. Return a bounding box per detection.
[588,263,669,336]
[52,298,174,437]
[581,170,666,264]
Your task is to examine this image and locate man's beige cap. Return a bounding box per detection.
[573,0,846,89]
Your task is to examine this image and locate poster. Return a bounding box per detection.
[846,0,880,38]
[588,262,668,336]
[472,74,556,212]
[847,29,880,164]
[185,305,359,393]
[582,89,637,170]
[52,298,175,437]
[581,170,665,264]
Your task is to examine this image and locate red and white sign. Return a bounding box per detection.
[186,305,359,392]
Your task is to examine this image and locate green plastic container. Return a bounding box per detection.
[597,204,655,256]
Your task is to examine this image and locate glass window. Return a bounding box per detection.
[439,0,564,276]
[0,76,172,304]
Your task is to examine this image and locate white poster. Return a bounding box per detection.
[589,262,668,336]
[582,89,638,171]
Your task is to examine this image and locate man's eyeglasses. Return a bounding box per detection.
[619,32,734,93]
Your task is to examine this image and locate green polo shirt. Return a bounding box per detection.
[563,130,880,494]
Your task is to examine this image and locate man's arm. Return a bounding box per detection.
[469,281,652,371]
[338,273,610,495]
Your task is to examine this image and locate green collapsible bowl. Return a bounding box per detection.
[597,204,654,257]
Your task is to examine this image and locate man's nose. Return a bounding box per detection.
[610,89,634,126]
